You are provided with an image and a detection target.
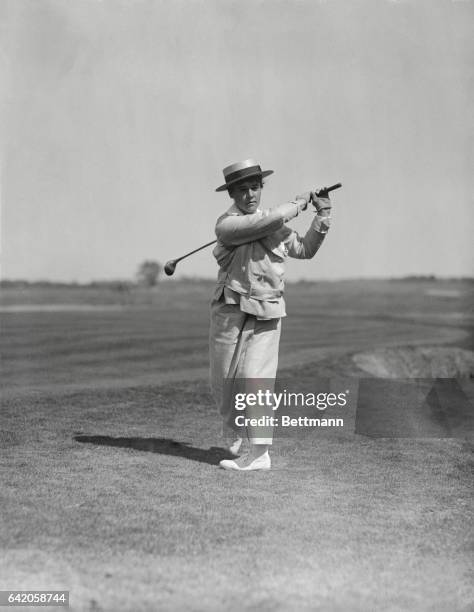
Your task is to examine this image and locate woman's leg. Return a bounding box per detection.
[239,316,281,458]
[219,316,282,469]
[209,300,248,443]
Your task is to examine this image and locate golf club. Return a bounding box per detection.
[164,182,342,276]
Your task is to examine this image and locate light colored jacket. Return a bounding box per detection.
[212,201,329,302]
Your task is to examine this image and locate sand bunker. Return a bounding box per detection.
[353,346,474,378]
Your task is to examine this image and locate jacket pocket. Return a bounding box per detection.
[212,284,225,302]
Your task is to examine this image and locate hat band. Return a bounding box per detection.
[224,165,262,185]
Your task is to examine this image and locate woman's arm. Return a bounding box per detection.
[215,199,308,247]
[286,195,332,259]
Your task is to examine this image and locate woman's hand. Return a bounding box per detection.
[311,190,332,215]
[294,192,312,211]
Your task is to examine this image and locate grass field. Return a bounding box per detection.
[1,279,473,611]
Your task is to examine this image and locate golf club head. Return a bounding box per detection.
[164,260,177,276]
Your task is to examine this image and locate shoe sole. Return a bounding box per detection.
[219,464,271,471]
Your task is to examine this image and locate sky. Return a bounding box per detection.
[1,0,472,282]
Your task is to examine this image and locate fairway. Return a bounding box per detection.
[1,280,473,611]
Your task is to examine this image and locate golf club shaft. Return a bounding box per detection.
[174,239,217,264]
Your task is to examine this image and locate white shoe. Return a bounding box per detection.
[228,437,243,457]
[219,451,271,471]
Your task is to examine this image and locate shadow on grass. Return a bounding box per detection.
[73,434,233,465]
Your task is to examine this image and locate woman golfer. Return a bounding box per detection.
[210,159,332,471]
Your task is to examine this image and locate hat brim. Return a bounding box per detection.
[215,169,274,192]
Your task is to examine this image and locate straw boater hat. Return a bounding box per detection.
[215,159,274,192]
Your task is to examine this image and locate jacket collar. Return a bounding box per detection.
[226,203,262,216]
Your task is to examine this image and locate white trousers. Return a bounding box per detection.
[209,299,281,444]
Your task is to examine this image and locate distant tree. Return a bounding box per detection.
[137,260,162,287]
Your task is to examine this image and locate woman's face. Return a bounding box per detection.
[229,178,262,214]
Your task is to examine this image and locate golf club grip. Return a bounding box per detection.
[176,239,217,263]
[316,182,342,197]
